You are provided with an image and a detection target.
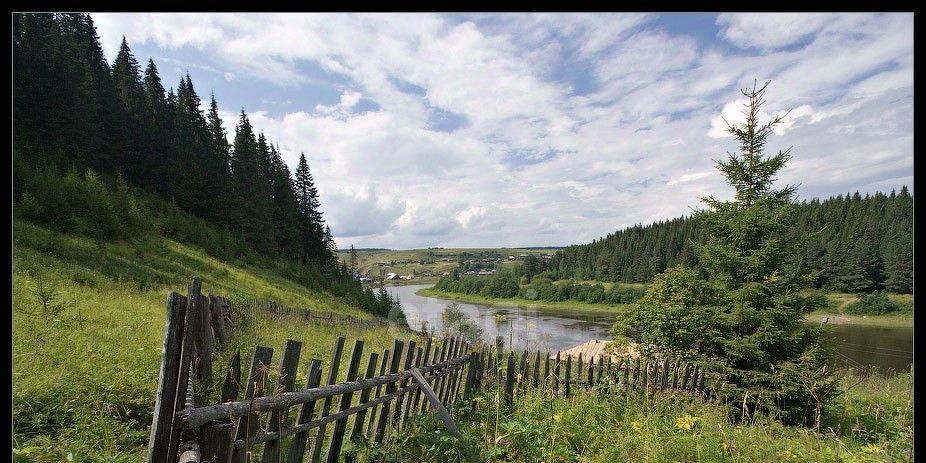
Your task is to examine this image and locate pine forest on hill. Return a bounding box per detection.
[545,190,913,294]
[12,13,398,317]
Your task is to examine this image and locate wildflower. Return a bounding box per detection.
[674,415,700,431]
[630,420,643,432]
[861,444,882,454]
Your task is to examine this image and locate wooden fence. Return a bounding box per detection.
[147,278,710,463]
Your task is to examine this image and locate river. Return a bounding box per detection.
[387,284,913,375]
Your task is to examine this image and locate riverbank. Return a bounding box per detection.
[420,287,913,328]
[804,311,913,327]
[417,286,628,315]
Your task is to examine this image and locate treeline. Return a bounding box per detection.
[546,189,913,294]
[12,13,398,316]
[433,269,646,305]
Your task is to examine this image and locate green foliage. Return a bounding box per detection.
[551,191,913,294]
[614,82,836,425]
[434,272,644,306]
[441,302,483,343]
[845,291,900,315]
[13,12,357,313]
[377,372,911,462]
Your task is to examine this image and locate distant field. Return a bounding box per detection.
[338,247,561,281]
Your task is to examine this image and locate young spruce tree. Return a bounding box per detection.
[613,81,837,427]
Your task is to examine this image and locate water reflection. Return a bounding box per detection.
[389,285,913,374]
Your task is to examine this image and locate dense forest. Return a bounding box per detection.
[546,190,913,294]
[12,13,399,316]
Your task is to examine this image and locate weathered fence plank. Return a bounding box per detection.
[221,350,241,404]
[286,359,322,463]
[310,336,345,463]
[232,345,273,463]
[409,367,462,438]
[349,352,379,443]
[374,339,403,443]
[261,339,302,463]
[326,339,365,463]
[199,422,235,463]
[147,291,186,463]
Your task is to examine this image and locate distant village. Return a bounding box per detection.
[352,249,556,283]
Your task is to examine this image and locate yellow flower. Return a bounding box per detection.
[630,420,643,432]
[674,415,700,431]
[861,444,882,454]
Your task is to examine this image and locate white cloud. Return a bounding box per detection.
[90,13,914,249]
[716,13,834,50]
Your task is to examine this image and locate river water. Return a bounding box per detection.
[388,285,913,374]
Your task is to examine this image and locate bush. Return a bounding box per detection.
[845,291,899,315]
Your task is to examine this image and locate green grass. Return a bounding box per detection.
[418,287,629,316]
[12,219,409,462]
[805,292,913,327]
[354,371,913,462]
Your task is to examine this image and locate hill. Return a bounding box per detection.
[547,190,912,294]
[339,247,562,283]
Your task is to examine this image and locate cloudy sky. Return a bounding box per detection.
[92,13,914,249]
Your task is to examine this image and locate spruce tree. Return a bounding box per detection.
[613,81,837,426]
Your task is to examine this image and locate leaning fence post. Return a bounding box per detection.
[147,292,186,463]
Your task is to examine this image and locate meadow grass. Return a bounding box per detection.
[352,370,913,463]
[12,219,407,462]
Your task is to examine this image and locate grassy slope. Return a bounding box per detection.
[805,293,913,327]
[357,372,912,463]
[12,220,407,462]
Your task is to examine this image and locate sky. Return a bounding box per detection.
[91,13,914,250]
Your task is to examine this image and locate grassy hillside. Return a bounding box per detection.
[12,220,408,462]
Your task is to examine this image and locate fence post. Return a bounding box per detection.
[310,336,346,463]
[147,292,186,463]
[553,352,561,395]
[392,339,415,429]
[365,349,390,438]
[286,359,322,463]
[349,352,379,445]
[199,422,235,463]
[374,340,404,443]
[326,339,365,463]
[564,355,572,397]
[261,339,303,463]
[413,337,433,415]
[195,293,214,390]
[232,345,273,463]
[220,350,241,404]
[504,352,515,408]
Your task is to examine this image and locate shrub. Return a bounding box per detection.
[845,291,899,315]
